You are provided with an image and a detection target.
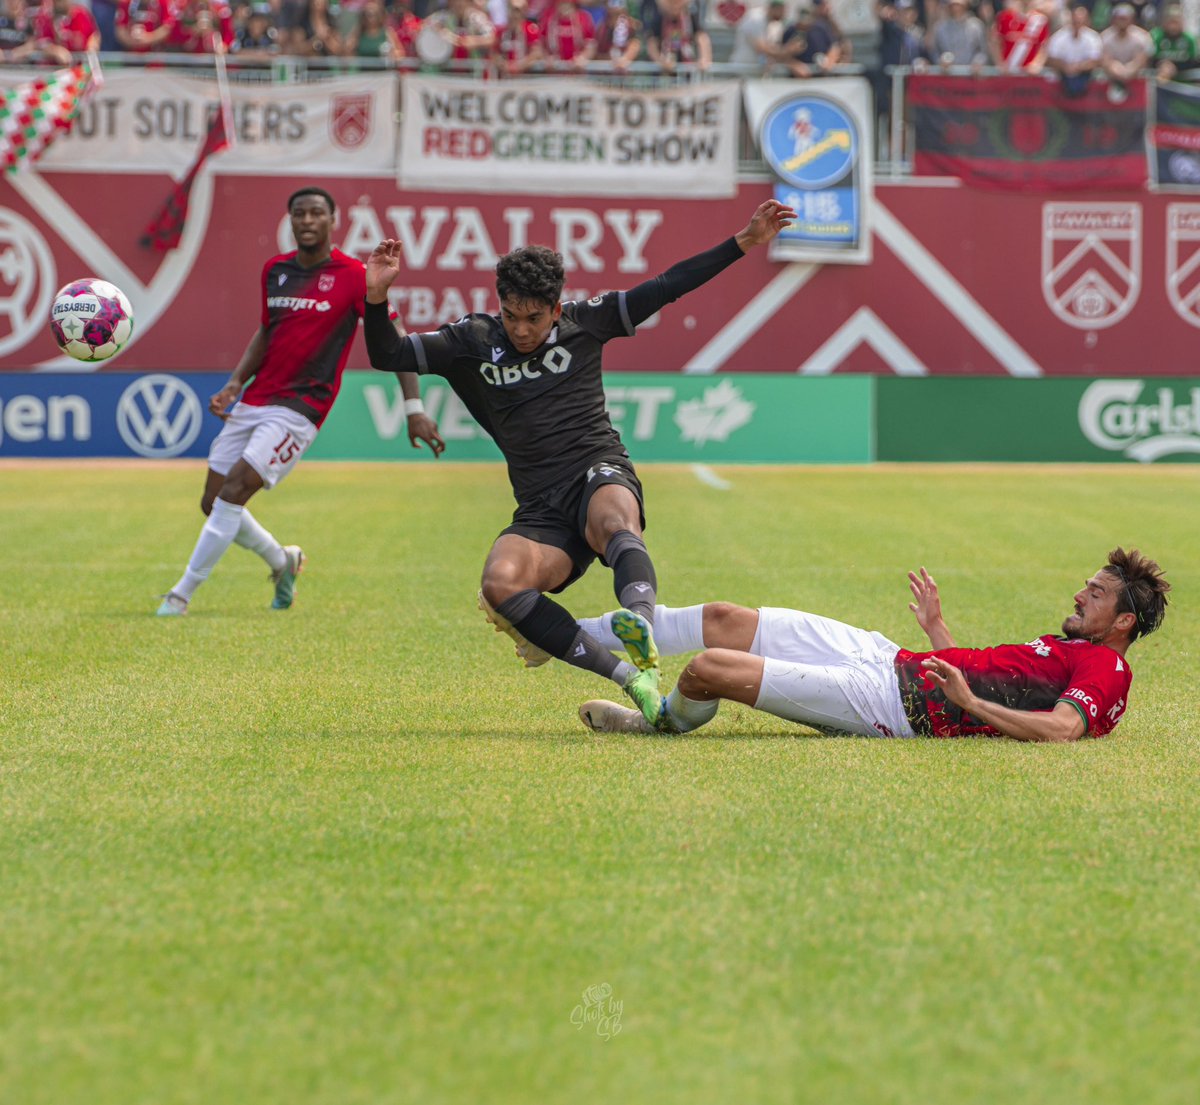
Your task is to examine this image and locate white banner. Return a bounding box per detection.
[743,77,873,265]
[0,69,396,176]
[398,75,739,198]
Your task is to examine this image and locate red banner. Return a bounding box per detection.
[1,170,1197,376]
[910,75,1148,192]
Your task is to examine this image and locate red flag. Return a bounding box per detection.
[140,100,231,251]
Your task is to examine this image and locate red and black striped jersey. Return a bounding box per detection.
[894,635,1133,738]
[241,248,365,428]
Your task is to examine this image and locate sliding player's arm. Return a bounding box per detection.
[920,658,1086,742]
[210,326,268,419]
[622,199,795,326]
[907,566,956,649]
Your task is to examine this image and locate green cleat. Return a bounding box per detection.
[610,608,659,671]
[622,666,665,728]
[155,592,188,617]
[270,545,305,609]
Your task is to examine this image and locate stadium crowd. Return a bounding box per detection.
[1,0,1196,84]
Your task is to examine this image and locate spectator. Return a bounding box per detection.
[594,0,640,68]
[0,0,39,61]
[990,0,1049,71]
[423,0,496,60]
[278,0,339,55]
[539,0,595,68]
[169,0,236,50]
[343,0,401,52]
[1046,3,1102,93]
[1152,4,1197,79]
[232,1,279,53]
[645,0,710,70]
[931,0,987,66]
[782,0,845,75]
[35,0,100,57]
[494,0,543,69]
[728,0,792,71]
[116,0,176,51]
[1102,1,1152,96]
[388,0,420,54]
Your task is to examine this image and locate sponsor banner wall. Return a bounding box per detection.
[397,75,739,198]
[0,372,222,457]
[743,78,873,264]
[0,69,395,176]
[876,377,1200,462]
[1150,80,1200,187]
[909,76,1148,191]
[309,372,872,463]
[4,175,1200,375]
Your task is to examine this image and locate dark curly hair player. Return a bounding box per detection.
[364,200,795,728]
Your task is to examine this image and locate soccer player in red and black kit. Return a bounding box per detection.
[363,199,795,725]
[158,187,444,616]
[577,548,1170,741]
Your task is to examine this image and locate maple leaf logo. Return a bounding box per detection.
[674,380,756,445]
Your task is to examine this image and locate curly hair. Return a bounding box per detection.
[1103,547,1170,640]
[495,246,564,308]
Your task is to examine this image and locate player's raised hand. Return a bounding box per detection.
[366,239,403,301]
[907,567,942,630]
[735,199,797,251]
[408,413,446,458]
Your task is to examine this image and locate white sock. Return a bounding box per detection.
[171,498,244,601]
[577,604,707,656]
[665,688,719,733]
[233,507,287,572]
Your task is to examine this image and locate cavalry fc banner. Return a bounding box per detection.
[909,75,1147,191]
[743,78,873,264]
[0,68,395,176]
[398,74,739,198]
[1150,80,1200,188]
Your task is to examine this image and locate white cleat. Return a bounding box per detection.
[579,699,656,734]
[156,591,188,617]
[477,590,552,668]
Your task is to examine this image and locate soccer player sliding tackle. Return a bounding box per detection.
[364,200,795,727]
[577,549,1169,741]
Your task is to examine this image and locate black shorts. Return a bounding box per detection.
[500,456,646,593]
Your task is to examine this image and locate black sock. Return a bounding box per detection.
[605,530,658,622]
[495,590,623,679]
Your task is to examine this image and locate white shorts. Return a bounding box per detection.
[752,607,916,738]
[208,403,317,490]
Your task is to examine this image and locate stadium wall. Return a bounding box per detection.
[0,171,1196,376]
[3,372,1197,464]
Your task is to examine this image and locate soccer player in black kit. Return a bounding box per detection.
[363,199,795,727]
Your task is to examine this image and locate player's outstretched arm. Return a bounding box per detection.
[210,326,268,419]
[920,658,1086,742]
[398,370,445,457]
[621,199,796,328]
[907,566,955,649]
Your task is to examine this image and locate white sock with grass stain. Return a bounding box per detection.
[664,688,719,733]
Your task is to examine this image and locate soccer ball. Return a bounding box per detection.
[50,278,135,362]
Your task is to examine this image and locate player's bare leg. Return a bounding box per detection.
[480,534,663,726]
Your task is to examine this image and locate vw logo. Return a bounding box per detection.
[116,374,203,458]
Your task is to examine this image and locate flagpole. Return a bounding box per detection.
[214,46,234,146]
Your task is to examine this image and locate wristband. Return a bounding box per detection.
[404,398,425,417]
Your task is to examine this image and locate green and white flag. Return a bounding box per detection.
[0,63,95,175]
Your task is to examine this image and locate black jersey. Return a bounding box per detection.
[365,235,747,502]
[408,293,632,499]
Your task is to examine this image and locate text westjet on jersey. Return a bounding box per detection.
[478,347,573,386]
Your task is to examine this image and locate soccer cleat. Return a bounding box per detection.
[579,699,655,734]
[270,545,305,609]
[477,590,552,668]
[611,608,659,671]
[155,591,188,617]
[622,666,665,728]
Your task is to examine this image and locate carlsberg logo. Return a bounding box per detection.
[1079,381,1200,462]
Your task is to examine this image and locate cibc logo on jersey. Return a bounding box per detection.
[479,346,572,386]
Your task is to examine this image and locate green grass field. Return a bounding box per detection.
[3,461,1198,1105]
